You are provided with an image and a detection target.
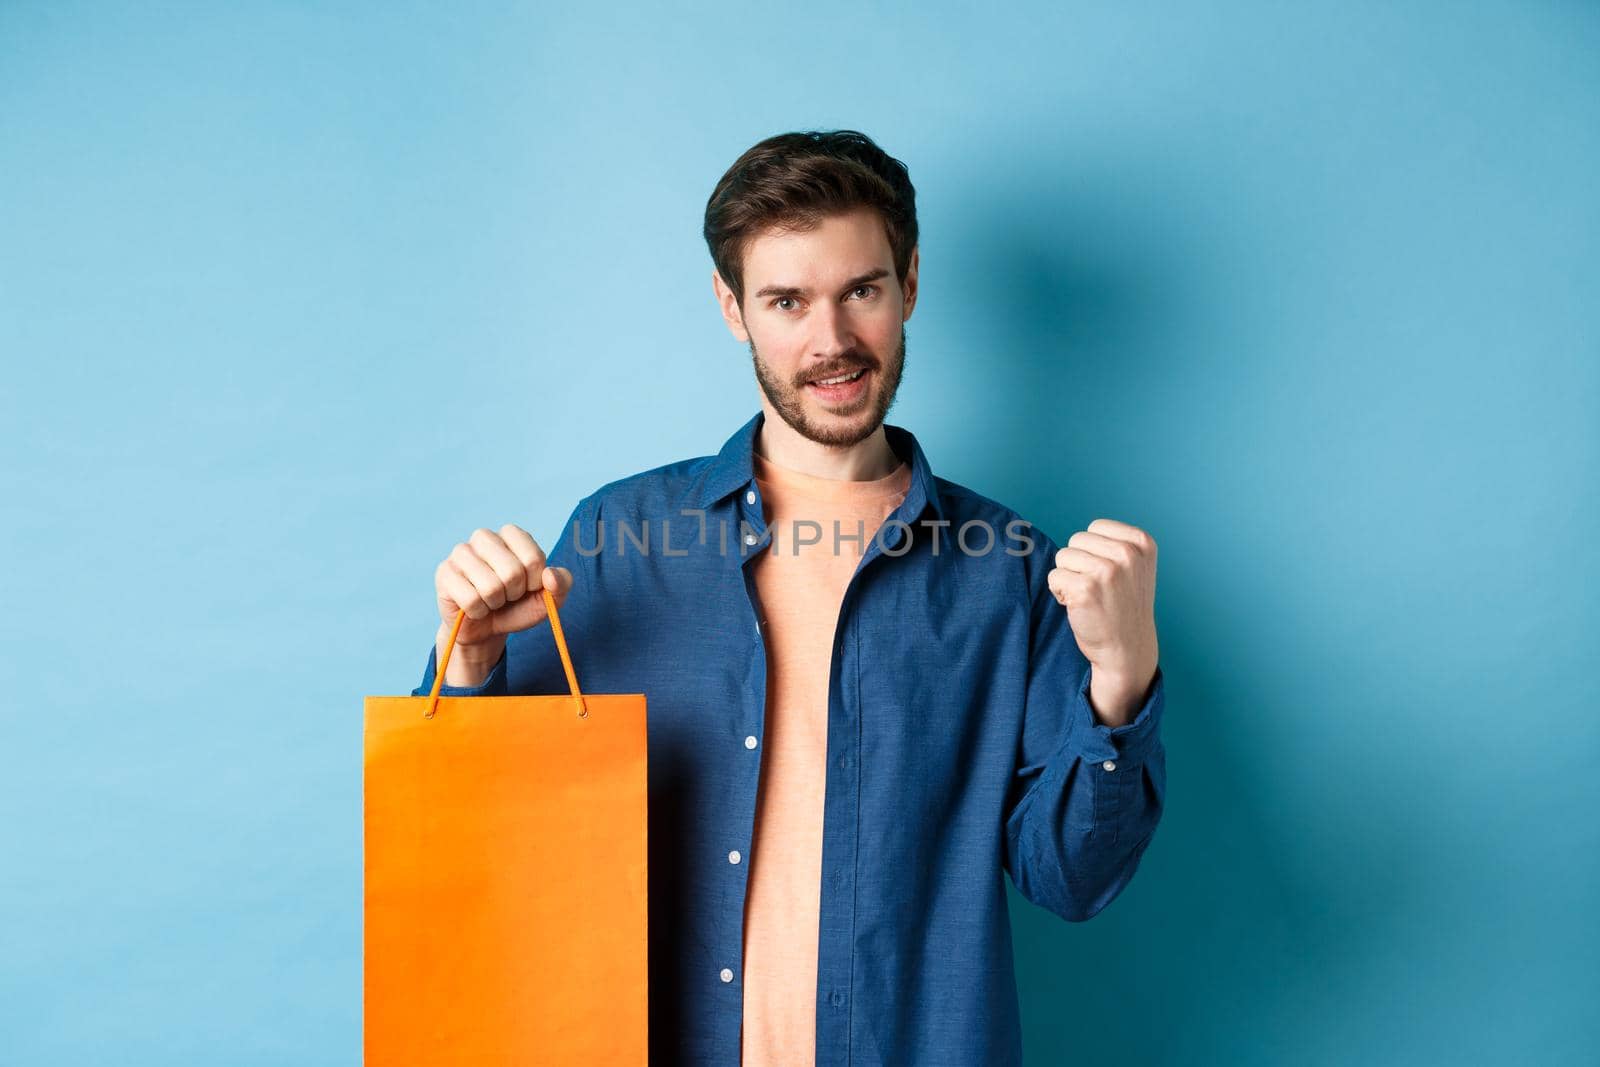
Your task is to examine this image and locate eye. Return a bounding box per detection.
[773,297,798,312]
[850,285,879,300]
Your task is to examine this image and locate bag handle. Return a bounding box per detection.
[424,585,589,721]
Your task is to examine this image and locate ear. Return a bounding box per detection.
[712,269,750,343]
[901,245,919,322]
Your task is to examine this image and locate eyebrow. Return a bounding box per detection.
[752,268,891,301]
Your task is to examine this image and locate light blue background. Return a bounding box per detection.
[3,2,1596,1064]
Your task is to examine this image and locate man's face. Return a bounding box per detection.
[714,207,919,448]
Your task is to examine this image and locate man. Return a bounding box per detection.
[414,129,1166,1065]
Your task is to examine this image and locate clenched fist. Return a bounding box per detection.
[433,524,575,687]
[1047,518,1160,726]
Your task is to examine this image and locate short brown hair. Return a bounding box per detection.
[703,129,919,309]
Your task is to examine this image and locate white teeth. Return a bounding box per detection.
[812,369,865,386]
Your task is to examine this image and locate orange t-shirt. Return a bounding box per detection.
[740,447,912,1066]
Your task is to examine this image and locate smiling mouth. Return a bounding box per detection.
[807,367,868,387]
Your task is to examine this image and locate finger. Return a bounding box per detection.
[469,527,528,603]
[1046,565,1075,606]
[495,581,555,632]
[1065,530,1138,566]
[493,564,573,634]
[542,565,574,599]
[499,524,549,593]
[449,541,509,612]
[438,558,492,620]
[1052,545,1115,578]
[1086,518,1155,552]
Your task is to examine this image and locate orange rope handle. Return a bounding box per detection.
[424,580,588,720]
[423,607,468,719]
[537,585,589,718]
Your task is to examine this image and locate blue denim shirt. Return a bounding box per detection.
[413,410,1167,1065]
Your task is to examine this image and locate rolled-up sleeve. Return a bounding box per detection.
[1001,533,1168,923]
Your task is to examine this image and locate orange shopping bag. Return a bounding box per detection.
[364,587,648,1064]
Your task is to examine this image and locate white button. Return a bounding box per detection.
[1102,760,1117,772]
[746,490,757,505]
[728,850,741,864]
[744,532,758,546]
[744,735,758,749]
[720,967,734,983]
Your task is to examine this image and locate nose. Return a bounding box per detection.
[811,300,857,361]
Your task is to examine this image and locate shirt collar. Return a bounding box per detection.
[690,409,947,527]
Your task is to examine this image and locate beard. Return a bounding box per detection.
[749,324,907,448]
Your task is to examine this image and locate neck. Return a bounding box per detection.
[753,401,900,481]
